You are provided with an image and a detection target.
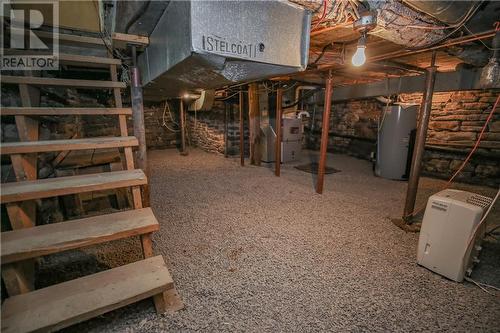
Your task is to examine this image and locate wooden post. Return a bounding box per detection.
[403,51,438,222]
[224,101,229,158]
[130,46,150,207]
[3,75,40,296]
[275,87,283,177]
[179,99,188,156]
[248,83,261,165]
[239,90,245,166]
[316,70,334,194]
[141,233,184,313]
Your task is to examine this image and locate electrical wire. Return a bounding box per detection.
[311,0,328,32]
[378,96,391,132]
[404,94,500,219]
[463,25,500,51]
[405,1,484,51]
[283,87,323,109]
[162,101,180,132]
[487,224,500,236]
[462,186,500,265]
[464,277,499,297]
[216,91,240,101]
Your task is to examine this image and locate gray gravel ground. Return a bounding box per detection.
[64,148,500,332]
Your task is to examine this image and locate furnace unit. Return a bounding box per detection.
[281,118,302,162]
[262,118,303,163]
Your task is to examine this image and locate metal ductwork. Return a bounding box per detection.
[401,0,476,26]
[138,1,311,101]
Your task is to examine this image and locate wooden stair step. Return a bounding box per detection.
[1,107,132,116]
[1,255,173,333]
[34,30,149,47]
[1,208,159,264]
[1,170,147,203]
[1,136,138,155]
[2,51,121,67]
[1,76,126,89]
[59,53,121,66]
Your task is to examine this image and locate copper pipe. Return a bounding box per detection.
[310,21,353,37]
[179,99,188,156]
[239,90,244,166]
[402,51,437,222]
[248,83,261,166]
[369,30,496,63]
[275,88,283,177]
[314,29,496,73]
[316,70,334,194]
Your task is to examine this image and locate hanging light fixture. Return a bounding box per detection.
[352,33,367,67]
[352,11,377,67]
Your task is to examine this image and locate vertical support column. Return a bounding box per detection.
[130,46,150,207]
[248,83,261,166]
[179,99,188,156]
[224,101,229,158]
[275,87,283,177]
[403,51,438,222]
[239,90,245,166]
[3,77,40,296]
[316,70,334,194]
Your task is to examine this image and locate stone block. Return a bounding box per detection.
[449,159,474,172]
[481,132,500,141]
[488,121,500,132]
[475,164,500,178]
[429,121,460,131]
[429,131,476,142]
[424,158,450,173]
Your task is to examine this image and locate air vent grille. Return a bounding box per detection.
[466,194,492,209]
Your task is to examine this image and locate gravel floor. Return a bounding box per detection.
[65,148,500,333]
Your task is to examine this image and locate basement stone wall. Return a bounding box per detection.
[0,86,178,149]
[1,85,178,227]
[305,89,500,187]
[187,100,249,156]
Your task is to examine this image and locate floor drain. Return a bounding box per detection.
[294,163,340,174]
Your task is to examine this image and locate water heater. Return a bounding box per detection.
[375,105,417,180]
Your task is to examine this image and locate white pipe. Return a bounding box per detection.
[294,85,318,113]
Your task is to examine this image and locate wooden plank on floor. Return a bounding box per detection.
[1,136,138,155]
[1,170,147,203]
[1,107,132,116]
[1,76,126,89]
[1,208,159,264]
[1,256,173,333]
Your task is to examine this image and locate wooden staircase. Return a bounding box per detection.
[1,47,182,332]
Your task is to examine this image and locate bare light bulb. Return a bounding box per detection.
[352,46,366,67]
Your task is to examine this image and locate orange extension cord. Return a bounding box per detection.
[405,93,500,219]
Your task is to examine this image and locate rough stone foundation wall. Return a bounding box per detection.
[187,101,249,156]
[1,86,177,149]
[1,85,178,227]
[305,90,500,186]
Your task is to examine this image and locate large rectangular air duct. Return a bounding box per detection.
[138,1,311,100]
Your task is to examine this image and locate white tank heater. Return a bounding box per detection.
[417,189,493,282]
[375,105,417,180]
